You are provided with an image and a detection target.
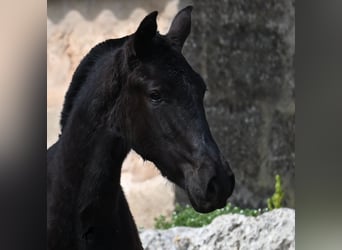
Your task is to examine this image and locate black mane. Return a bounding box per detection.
[60,37,128,132]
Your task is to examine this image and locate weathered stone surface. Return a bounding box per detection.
[140,208,295,250]
[180,0,295,208]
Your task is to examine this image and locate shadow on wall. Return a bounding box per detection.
[48,0,192,23]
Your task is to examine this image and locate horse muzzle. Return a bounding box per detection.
[186,163,235,213]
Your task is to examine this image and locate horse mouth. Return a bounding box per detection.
[186,189,227,213]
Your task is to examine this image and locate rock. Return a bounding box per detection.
[140,208,295,250]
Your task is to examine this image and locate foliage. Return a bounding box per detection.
[154,203,268,229]
[267,174,284,210]
[154,174,285,229]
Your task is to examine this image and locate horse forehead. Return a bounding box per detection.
[141,42,204,90]
[146,65,200,92]
[144,55,195,80]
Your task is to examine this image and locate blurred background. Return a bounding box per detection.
[47,0,294,229]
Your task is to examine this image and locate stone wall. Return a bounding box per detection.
[181,0,295,208]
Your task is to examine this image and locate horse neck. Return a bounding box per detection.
[60,113,129,211]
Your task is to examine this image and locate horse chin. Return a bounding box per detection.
[187,191,226,214]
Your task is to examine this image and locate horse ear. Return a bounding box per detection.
[166,6,193,51]
[133,11,158,57]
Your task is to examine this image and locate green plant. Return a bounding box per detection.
[267,174,285,210]
[154,215,172,229]
[154,203,267,229]
[154,174,284,229]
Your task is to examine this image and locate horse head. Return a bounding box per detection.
[117,6,235,213]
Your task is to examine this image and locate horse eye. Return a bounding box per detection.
[149,91,162,103]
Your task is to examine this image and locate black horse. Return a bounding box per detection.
[47,6,235,250]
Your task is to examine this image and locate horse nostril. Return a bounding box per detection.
[206,176,218,198]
